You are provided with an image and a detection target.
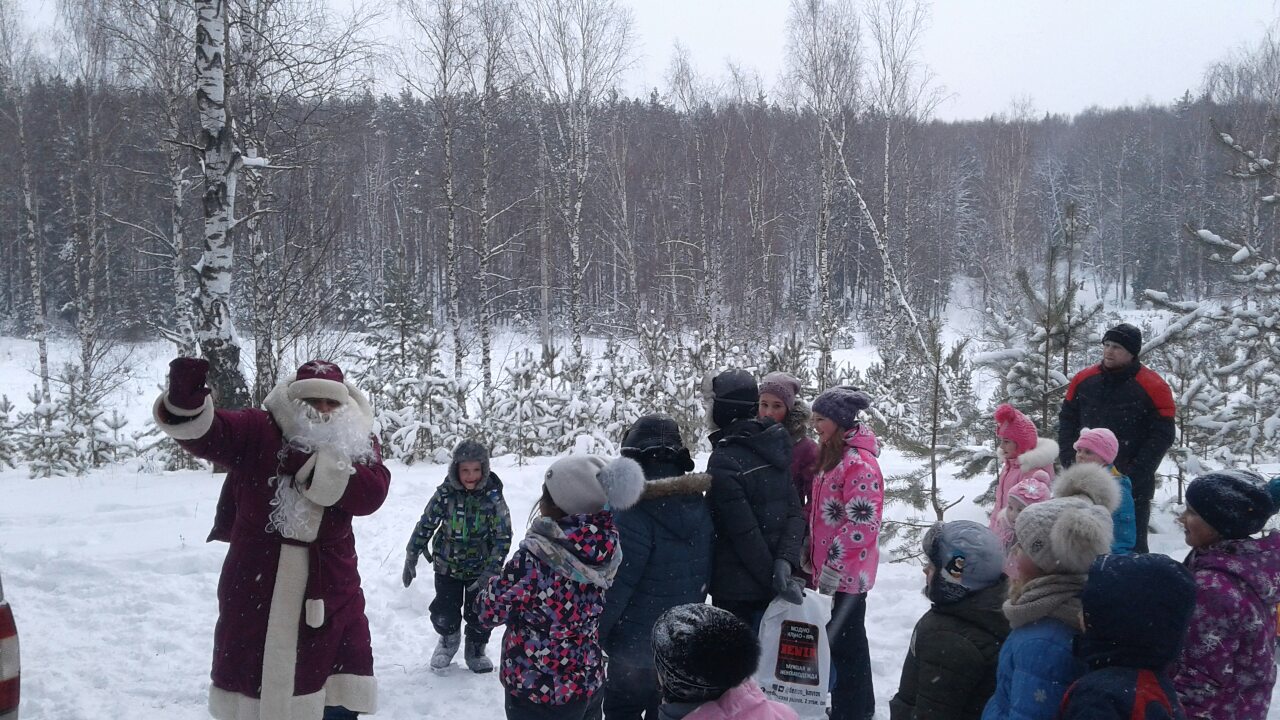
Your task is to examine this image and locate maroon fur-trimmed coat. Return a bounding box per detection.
[154,382,390,720]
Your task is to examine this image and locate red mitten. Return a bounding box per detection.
[167,357,211,411]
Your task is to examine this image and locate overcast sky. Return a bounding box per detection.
[18,0,1280,121]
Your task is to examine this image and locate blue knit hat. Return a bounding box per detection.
[1186,469,1280,540]
[812,386,871,431]
[923,520,1005,604]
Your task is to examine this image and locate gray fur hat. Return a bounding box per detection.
[449,439,491,488]
[544,455,645,515]
[1014,463,1117,575]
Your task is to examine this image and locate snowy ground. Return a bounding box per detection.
[2,335,1279,718]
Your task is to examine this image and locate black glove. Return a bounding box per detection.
[773,559,803,604]
[402,551,418,588]
[467,570,498,593]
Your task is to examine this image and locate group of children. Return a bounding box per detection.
[892,401,1280,720]
[399,376,1280,720]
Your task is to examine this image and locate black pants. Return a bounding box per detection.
[711,596,769,636]
[829,592,873,720]
[431,572,490,643]
[1134,497,1151,553]
[505,693,592,720]
[323,707,358,720]
[601,661,659,720]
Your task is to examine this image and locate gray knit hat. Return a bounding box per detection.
[759,372,802,411]
[1014,463,1118,575]
[812,386,871,430]
[544,455,645,515]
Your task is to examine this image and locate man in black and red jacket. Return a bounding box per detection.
[1058,323,1175,553]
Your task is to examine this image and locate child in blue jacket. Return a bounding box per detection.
[1071,427,1136,554]
[982,464,1116,720]
[1056,553,1195,719]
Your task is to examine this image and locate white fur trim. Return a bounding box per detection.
[1053,463,1121,512]
[598,456,645,511]
[298,449,353,507]
[286,378,350,404]
[305,599,324,629]
[323,673,378,713]
[1018,438,1059,472]
[261,543,308,719]
[152,394,215,440]
[209,685,324,720]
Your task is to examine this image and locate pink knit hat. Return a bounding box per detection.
[1007,477,1051,510]
[1074,427,1119,465]
[994,403,1038,455]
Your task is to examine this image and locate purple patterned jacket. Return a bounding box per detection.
[1171,532,1280,720]
[477,510,619,705]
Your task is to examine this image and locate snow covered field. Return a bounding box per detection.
[0,336,1278,718]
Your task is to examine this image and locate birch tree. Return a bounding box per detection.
[784,0,859,387]
[518,0,634,370]
[195,0,254,407]
[0,0,50,404]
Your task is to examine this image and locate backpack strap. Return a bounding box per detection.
[1131,669,1173,720]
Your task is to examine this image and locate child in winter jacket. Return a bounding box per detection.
[1070,427,1136,554]
[1057,553,1196,720]
[891,521,1010,720]
[758,371,820,512]
[1171,470,1280,720]
[703,369,807,628]
[981,463,1117,720]
[476,454,645,720]
[651,603,799,720]
[988,404,1057,544]
[808,386,881,720]
[600,413,713,720]
[402,439,512,673]
[991,478,1050,554]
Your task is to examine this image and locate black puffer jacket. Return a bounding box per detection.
[889,579,1011,720]
[599,472,713,667]
[1058,361,1175,499]
[705,418,806,603]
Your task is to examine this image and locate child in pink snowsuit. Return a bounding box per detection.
[987,404,1056,538]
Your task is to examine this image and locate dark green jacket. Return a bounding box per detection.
[406,471,512,580]
[890,579,1011,720]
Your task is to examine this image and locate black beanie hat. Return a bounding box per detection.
[1186,469,1280,539]
[621,413,695,475]
[1102,323,1142,357]
[1080,553,1196,668]
[652,603,760,704]
[702,369,759,430]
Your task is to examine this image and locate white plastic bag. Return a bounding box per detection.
[755,593,831,718]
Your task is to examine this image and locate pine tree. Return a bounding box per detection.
[1145,126,1280,470]
[0,396,18,469]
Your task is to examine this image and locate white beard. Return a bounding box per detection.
[267,477,319,540]
[282,399,375,463]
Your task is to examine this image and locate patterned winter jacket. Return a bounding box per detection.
[406,471,512,580]
[807,424,884,594]
[476,510,620,705]
[1171,532,1280,720]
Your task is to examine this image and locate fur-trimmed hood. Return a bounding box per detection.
[782,397,814,444]
[637,472,712,501]
[1007,437,1058,472]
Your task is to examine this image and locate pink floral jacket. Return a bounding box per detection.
[807,424,883,594]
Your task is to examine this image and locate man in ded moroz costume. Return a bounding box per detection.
[154,358,391,720]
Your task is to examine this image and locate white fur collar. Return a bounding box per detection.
[1017,437,1059,471]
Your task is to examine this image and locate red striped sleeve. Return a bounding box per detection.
[1135,367,1176,419]
[1065,364,1103,402]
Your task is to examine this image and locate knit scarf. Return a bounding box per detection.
[1003,573,1086,629]
[521,516,620,589]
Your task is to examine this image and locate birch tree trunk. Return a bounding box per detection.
[195,0,252,407]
